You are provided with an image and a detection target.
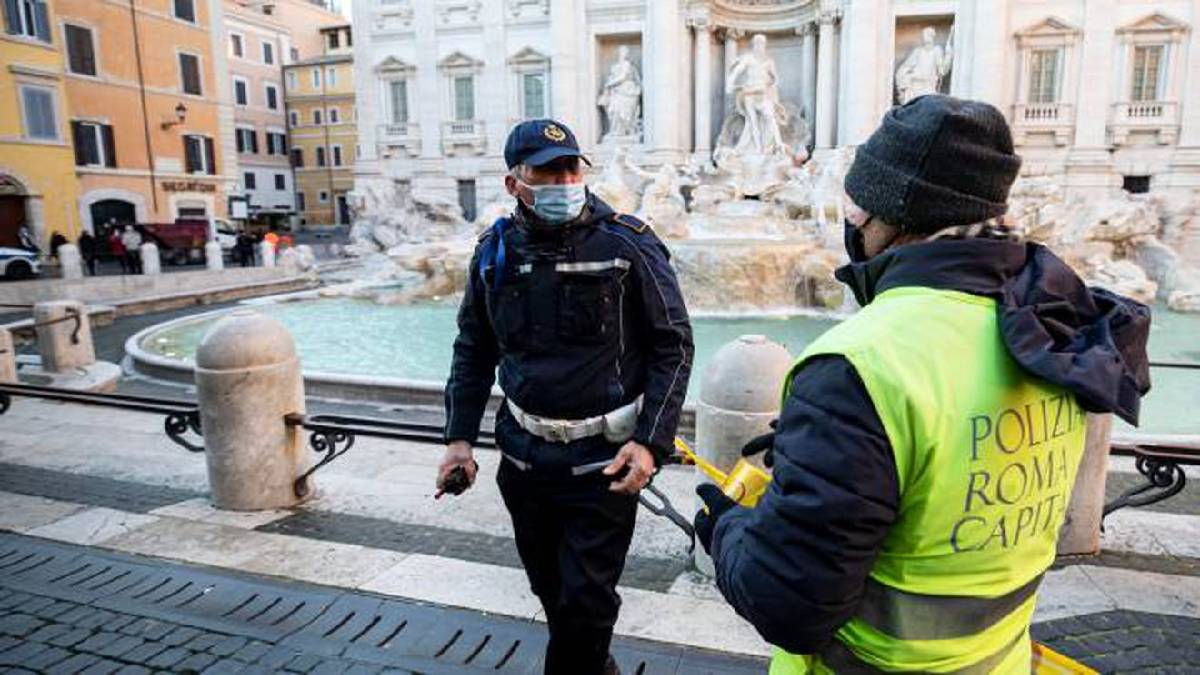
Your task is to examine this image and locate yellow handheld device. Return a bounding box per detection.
[673,438,772,507]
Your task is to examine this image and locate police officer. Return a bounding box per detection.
[438,119,694,675]
[694,96,1151,672]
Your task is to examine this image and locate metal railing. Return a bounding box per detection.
[1015,102,1074,124]
[1112,100,1179,124]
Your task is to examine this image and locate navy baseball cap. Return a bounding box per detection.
[504,119,590,170]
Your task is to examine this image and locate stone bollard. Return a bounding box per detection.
[205,241,224,271]
[1057,414,1113,555]
[259,241,276,268]
[58,244,83,280]
[693,335,794,575]
[194,309,308,510]
[33,300,95,372]
[0,329,16,383]
[140,242,161,275]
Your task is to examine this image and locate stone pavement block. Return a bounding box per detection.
[16,596,56,615]
[174,652,217,672]
[0,642,56,666]
[207,635,248,657]
[310,660,354,675]
[96,635,147,658]
[78,660,123,675]
[145,646,190,668]
[74,609,118,630]
[159,625,201,647]
[342,664,384,675]
[231,665,274,675]
[116,641,167,664]
[0,638,15,654]
[201,658,245,675]
[229,640,271,663]
[44,653,102,674]
[102,614,137,633]
[255,645,303,669]
[46,626,93,648]
[73,630,125,653]
[18,645,71,670]
[113,666,151,675]
[182,632,225,653]
[284,653,323,672]
[55,605,96,624]
[0,613,44,637]
[118,618,172,640]
[25,623,72,643]
[33,601,81,621]
[0,594,31,612]
[26,507,158,546]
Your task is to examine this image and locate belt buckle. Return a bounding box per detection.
[545,420,571,444]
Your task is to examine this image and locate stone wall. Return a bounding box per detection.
[0,267,310,308]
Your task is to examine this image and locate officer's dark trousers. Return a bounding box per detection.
[495,420,638,675]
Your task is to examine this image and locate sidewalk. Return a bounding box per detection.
[1,397,1199,673]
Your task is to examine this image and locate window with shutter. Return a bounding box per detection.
[262,42,274,65]
[174,0,195,23]
[522,73,545,119]
[244,172,256,190]
[101,124,116,167]
[389,80,408,125]
[266,85,278,110]
[316,147,326,167]
[249,130,259,154]
[32,0,49,42]
[204,137,216,175]
[297,192,306,211]
[329,108,339,124]
[21,86,57,140]
[231,33,243,58]
[454,76,474,121]
[291,148,304,168]
[71,121,93,166]
[234,79,248,105]
[4,0,20,36]
[180,53,202,95]
[332,146,342,166]
[184,135,202,173]
[274,174,285,190]
[65,24,97,76]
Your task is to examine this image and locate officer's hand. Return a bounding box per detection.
[436,441,478,497]
[694,483,737,556]
[604,441,655,494]
[740,419,778,468]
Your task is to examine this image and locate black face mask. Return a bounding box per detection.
[844,218,870,264]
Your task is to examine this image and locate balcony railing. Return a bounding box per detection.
[440,119,486,156]
[1110,100,1180,145]
[1012,102,1074,146]
[377,123,420,158]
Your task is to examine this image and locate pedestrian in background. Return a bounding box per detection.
[78,230,97,276]
[121,226,143,274]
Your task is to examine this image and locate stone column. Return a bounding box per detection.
[0,329,16,383]
[965,0,1008,108]
[33,301,94,372]
[57,244,83,281]
[693,335,793,575]
[722,28,744,114]
[194,309,308,510]
[140,243,161,276]
[1071,0,1117,151]
[645,0,685,159]
[549,0,584,141]
[835,0,883,146]
[692,18,714,155]
[259,241,276,268]
[205,241,224,271]
[1057,414,1113,556]
[799,23,818,136]
[815,6,841,149]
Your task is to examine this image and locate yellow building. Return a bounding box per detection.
[0,0,82,251]
[56,0,232,237]
[284,23,354,227]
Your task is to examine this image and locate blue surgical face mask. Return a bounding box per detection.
[521,182,587,224]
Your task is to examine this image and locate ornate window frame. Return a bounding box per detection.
[507,46,550,123]
[1010,17,1080,146]
[1110,13,1190,146]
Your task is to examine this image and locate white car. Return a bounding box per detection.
[212,218,239,252]
[0,247,40,280]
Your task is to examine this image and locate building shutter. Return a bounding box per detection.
[33,0,49,42]
[23,88,55,139]
[180,54,201,95]
[102,124,116,167]
[184,136,200,173]
[204,137,216,175]
[71,121,88,166]
[3,0,20,35]
[236,130,245,154]
[249,130,258,154]
[279,134,287,154]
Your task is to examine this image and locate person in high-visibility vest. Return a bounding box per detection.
[693,95,1152,673]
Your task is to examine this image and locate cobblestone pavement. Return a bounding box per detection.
[0,533,763,674]
[1032,610,1200,674]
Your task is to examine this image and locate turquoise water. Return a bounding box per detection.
[142,297,1198,434]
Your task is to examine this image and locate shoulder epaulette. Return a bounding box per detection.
[612,213,649,234]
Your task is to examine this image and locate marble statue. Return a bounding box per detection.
[589,146,641,214]
[725,34,787,156]
[598,46,642,140]
[895,26,953,105]
[627,162,689,238]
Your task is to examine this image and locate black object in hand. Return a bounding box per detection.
[740,419,778,467]
[436,461,477,499]
[693,483,737,555]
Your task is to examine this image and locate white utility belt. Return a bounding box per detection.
[505,395,643,445]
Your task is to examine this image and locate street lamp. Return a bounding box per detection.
[161,103,188,130]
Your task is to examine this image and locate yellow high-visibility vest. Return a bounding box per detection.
[774,287,1087,674]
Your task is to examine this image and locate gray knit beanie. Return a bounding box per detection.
[843,95,1022,233]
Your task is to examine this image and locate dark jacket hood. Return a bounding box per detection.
[835,238,1152,425]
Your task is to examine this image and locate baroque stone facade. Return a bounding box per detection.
[351,0,1200,220]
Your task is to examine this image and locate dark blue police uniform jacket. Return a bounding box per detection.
[443,193,694,466]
